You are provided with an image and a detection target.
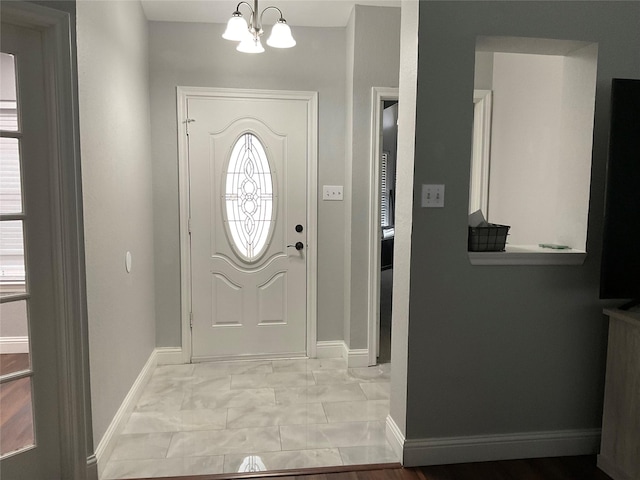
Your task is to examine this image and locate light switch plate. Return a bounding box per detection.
[323,185,343,201]
[422,184,445,208]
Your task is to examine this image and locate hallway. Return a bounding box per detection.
[102,358,395,479]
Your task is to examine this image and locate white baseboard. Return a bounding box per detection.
[386,414,405,463]
[316,341,345,359]
[315,341,370,367]
[0,336,29,354]
[156,347,183,365]
[403,428,601,467]
[95,349,159,477]
[347,348,369,367]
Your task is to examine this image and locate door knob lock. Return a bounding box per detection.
[287,242,304,251]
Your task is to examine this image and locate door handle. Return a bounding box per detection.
[287,242,304,251]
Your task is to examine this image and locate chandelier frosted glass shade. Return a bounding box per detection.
[266,19,296,48]
[222,1,295,53]
[237,36,265,53]
[222,13,250,41]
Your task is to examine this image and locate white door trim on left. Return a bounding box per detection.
[470,89,492,216]
[177,87,318,363]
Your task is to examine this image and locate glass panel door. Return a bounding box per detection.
[0,48,35,459]
[1,20,62,478]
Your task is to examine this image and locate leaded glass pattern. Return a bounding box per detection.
[224,133,274,261]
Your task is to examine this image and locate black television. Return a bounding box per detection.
[599,78,640,309]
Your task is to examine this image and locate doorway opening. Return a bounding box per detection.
[99,86,398,479]
[368,88,399,367]
[378,100,398,365]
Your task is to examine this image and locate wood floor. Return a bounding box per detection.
[126,455,612,480]
[0,353,30,375]
[0,353,34,456]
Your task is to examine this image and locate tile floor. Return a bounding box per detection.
[102,358,396,479]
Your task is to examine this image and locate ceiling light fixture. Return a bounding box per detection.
[222,0,296,53]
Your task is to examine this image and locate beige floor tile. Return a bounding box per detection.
[339,444,398,465]
[230,371,315,389]
[279,421,387,450]
[166,426,282,457]
[322,399,389,423]
[102,456,224,479]
[275,383,367,405]
[224,448,342,473]
[227,403,327,428]
[123,409,227,434]
[103,359,395,478]
[109,433,173,461]
[358,382,390,400]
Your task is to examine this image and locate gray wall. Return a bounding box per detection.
[149,22,347,346]
[346,5,401,349]
[77,0,156,445]
[404,0,640,441]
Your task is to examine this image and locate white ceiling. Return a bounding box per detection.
[140,0,401,28]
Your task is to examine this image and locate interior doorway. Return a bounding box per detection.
[368,87,399,367]
[378,100,398,364]
[99,87,399,479]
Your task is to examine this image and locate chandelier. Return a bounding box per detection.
[222,0,296,53]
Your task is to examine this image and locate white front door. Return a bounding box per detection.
[187,91,314,360]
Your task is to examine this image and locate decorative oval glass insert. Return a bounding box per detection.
[224,133,274,261]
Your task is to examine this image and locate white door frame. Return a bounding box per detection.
[368,87,399,366]
[1,2,95,479]
[177,87,318,363]
[470,89,492,216]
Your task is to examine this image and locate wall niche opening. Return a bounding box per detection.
[469,36,598,264]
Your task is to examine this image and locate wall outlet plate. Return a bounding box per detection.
[323,185,343,201]
[422,184,445,208]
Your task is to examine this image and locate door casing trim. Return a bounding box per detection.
[177,86,318,362]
